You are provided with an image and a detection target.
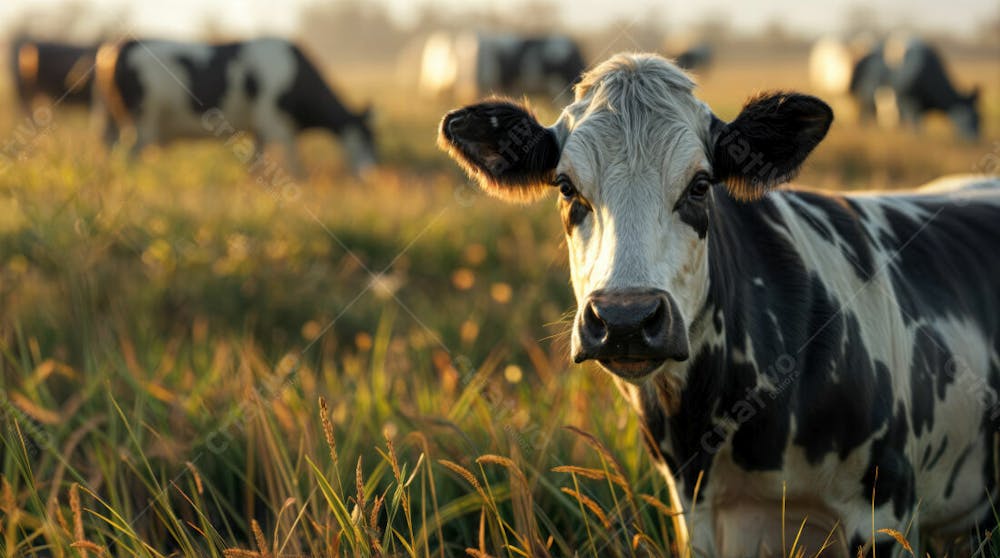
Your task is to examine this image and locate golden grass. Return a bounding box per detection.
[0,50,997,557]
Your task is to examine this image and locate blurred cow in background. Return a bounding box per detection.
[95,37,377,175]
[810,35,981,140]
[419,32,585,103]
[10,37,97,113]
[881,36,980,140]
[672,42,714,73]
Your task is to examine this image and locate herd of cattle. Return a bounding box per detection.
[8,30,997,557]
[12,36,377,173]
[7,32,983,174]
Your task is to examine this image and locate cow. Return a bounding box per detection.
[883,36,980,141]
[438,52,999,556]
[94,37,377,175]
[810,35,981,140]
[10,37,97,112]
[419,32,585,103]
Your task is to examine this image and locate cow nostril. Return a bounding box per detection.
[581,301,607,342]
[641,298,668,340]
[446,114,466,136]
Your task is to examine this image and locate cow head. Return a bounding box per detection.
[439,53,831,383]
[949,86,980,141]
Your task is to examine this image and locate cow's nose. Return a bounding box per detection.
[574,288,689,378]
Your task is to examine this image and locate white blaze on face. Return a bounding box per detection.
[554,58,715,356]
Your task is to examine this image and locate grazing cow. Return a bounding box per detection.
[883,36,980,140]
[10,37,97,112]
[811,36,981,140]
[439,53,999,556]
[95,37,376,174]
[420,32,585,102]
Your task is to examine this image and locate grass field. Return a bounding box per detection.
[0,50,998,557]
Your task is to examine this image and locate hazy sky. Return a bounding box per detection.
[2,0,997,38]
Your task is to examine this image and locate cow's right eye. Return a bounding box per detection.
[554,174,577,199]
[555,174,591,232]
[688,173,712,201]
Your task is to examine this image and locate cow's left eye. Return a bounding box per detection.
[554,174,577,200]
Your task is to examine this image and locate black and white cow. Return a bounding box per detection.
[420,33,585,102]
[476,34,586,100]
[439,53,999,556]
[10,37,97,112]
[883,36,981,141]
[813,36,981,140]
[95,37,376,174]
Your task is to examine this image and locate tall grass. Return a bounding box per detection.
[0,102,684,555]
[1,52,998,556]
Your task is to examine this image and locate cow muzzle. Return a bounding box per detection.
[573,288,689,380]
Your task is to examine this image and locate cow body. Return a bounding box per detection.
[439,53,998,556]
[11,37,97,112]
[96,37,376,173]
[635,178,1000,555]
[420,33,585,102]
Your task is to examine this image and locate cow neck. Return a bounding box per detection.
[679,188,780,402]
[310,101,357,136]
[637,189,798,498]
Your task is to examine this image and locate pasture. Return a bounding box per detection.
[0,45,998,557]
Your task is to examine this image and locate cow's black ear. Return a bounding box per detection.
[712,92,832,202]
[438,99,560,203]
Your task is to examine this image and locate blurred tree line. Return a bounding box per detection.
[1,0,997,74]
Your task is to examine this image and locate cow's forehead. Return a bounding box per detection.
[555,53,713,175]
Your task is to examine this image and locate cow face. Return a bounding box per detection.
[439,54,831,383]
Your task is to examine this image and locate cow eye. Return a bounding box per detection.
[554,174,577,200]
[688,174,712,201]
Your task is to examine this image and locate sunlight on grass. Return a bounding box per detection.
[1,54,998,556]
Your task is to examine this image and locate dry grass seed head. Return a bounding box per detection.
[563,426,631,496]
[638,494,682,518]
[318,397,340,468]
[185,461,204,495]
[559,487,611,528]
[69,483,84,542]
[251,519,272,558]
[439,459,488,501]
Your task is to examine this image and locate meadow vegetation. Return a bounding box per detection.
[0,51,997,557]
